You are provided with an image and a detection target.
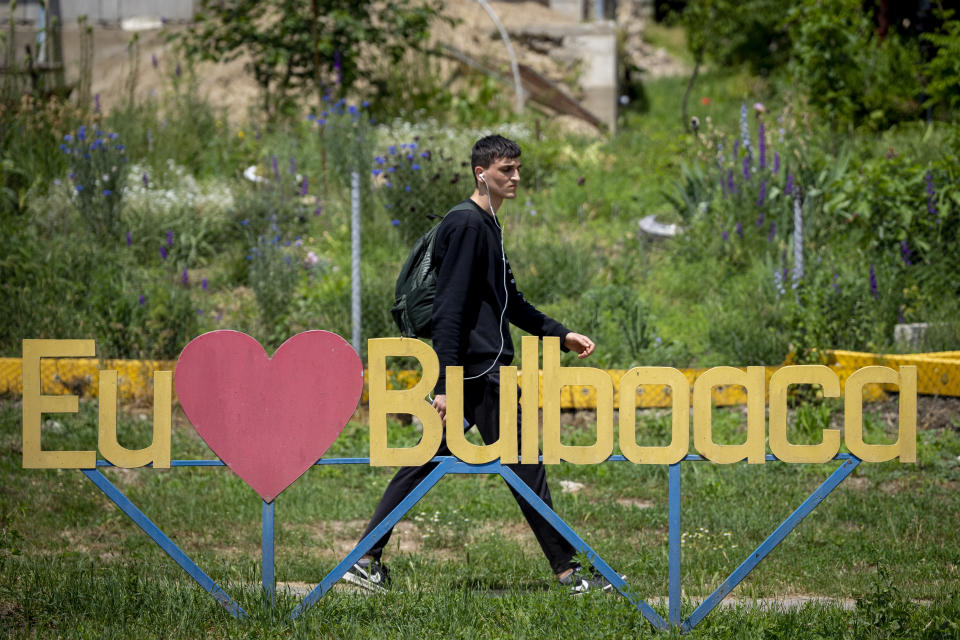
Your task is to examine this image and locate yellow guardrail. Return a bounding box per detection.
[2,350,956,408]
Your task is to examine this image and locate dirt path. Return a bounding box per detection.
[25,1,685,121]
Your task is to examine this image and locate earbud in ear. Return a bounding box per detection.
[479,172,486,182]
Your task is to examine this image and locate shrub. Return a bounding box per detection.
[786,0,923,129]
[372,139,469,244]
[922,9,960,114]
[60,124,128,241]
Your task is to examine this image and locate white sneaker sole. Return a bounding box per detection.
[342,570,388,594]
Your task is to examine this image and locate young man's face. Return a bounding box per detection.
[478,156,521,200]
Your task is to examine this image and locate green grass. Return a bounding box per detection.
[2,396,959,637]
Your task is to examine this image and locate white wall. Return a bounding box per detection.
[1,0,197,23]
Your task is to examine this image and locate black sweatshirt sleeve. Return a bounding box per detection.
[505,260,570,346]
[431,224,482,395]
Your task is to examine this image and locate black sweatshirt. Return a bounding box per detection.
[431,199,570,394]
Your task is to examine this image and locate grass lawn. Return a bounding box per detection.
[2,394,958,638]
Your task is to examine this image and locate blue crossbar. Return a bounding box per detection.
[81,469,246,619]
[86,453,860,632]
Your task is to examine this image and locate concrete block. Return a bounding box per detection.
[548,0,585,22]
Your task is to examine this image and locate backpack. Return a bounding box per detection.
[391,203,473,338]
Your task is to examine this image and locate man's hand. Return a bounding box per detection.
[564,332,595,359]
[432,394,447,425]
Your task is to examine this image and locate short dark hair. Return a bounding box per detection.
[471,135,521,184]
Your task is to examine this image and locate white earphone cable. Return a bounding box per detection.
[463,175,508,382]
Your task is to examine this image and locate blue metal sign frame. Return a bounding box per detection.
[83,453,861,633]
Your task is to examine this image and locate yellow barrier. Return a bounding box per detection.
[2,350,956,408]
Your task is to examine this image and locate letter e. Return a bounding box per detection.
[22,339,97,468]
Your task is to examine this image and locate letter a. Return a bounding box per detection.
[693,366,765,464]
[844,366,916,463]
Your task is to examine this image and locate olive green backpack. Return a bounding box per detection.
[390,203,473,338]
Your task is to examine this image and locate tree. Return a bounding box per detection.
[178,0,448,118]
[675,0,791,130]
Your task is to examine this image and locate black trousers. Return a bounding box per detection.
[359,374,576,574]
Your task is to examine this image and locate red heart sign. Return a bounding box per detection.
[174,330,363,502]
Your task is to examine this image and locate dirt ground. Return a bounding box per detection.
[11,1,682,122]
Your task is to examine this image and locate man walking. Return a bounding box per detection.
[345,135,612,594]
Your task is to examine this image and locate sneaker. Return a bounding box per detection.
[560,566,621,595]
[342,557,390,593]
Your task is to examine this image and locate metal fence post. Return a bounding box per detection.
[350,170,361,354]
[262,500,275,606]
[668,461,682,627]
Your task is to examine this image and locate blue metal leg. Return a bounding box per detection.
[682,456,862,633]
[290,458,457,620]
[497,465,669,631]
[81,469,247,619]
[262,500,275,606]
[668,462,682,628]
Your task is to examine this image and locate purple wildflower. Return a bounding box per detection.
[94,94,101,113]
[152,53,158,69]
[75,185,83,192]
[785,173,794,195]
[736,221,743,238]
[773,151,780,174]
[757,214,765,227]
[126,231,132,247]
[160,246,168,259]
[722,230,729,242]
[768,221,776,241]
[869,265,879,300]
[142,172,149,188]
[78,125,86,142]
[138,295,146,306]
[757,179,766,207]
[272,154,279,179]
[412,164,420,171]
[758,122,766,170]
[898,307,905,323]
[925,170,938,218]
[202,277,208,291]
[901,240,912,266]
[733,139,740,159]
[166,230,174,246]
[727,169,735,193]
[391,219,400,226]
[739,103,751,155]
[300,176,308,196]
[197,309,203,316]
[743,155,751,180]
[315,206,323,216]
